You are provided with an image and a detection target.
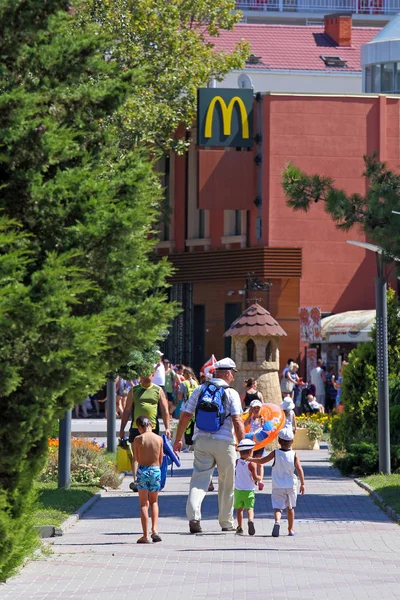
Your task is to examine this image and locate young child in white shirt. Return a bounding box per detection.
[234,439,261,536]
[248,427,305,537]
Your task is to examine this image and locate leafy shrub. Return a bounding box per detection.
[333,442,379,477]
[389,378,400,406]
[296,418,323,441]
[333,442,400,476]
[296,413,332,433]
[42,439,121,489]
[390,406,400,445]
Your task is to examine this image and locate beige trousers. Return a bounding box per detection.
[186,437,237,529]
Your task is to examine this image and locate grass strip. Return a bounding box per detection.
[362,474,400,515]
[34,482,99,528]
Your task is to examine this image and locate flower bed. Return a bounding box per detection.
[42,438,121,488]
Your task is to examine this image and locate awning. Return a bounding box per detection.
[321,310,375,344]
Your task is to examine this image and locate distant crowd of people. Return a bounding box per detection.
[280,357,348,415]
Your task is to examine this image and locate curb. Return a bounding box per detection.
[58,488,106,535]
[355,478,400,524]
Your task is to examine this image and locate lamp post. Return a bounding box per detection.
[347,240,391,474]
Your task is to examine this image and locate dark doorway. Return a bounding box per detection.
[193,305,206,376]
[224,302,242,357]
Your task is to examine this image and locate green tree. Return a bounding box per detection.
[80,0,250,151]
[282,154,400,258]
[0,1,179,578]
[330,288,400,452]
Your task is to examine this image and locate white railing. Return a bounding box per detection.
[236,0,400,13]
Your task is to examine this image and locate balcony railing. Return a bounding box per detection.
[237,0,400,14]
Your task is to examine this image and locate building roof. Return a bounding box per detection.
[224,302,287,337]
[369,13,400,43]
[211,24,379,72]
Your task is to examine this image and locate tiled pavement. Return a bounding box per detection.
[1,444,399,600]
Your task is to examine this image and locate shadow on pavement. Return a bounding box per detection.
[82,489,389,523]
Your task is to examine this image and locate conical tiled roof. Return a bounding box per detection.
[223,303,287,337]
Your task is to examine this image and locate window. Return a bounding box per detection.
[395,63,400,93]
[198,209,205,239]
[320,55,347,68]
[158,155,171,242]
[265,341,272,362]
[365,65,372,93]
[381,62,394,93]
[224,210,242,237]
[246,339,256,362]
[372,64,381,93]
[234,210,242,236]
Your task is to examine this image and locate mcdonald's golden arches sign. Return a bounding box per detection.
[197,89,254,148]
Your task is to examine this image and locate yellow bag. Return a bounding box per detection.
[117,446,132,472]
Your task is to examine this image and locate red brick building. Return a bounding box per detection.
[156,23,400,374]
[157,91,400,374]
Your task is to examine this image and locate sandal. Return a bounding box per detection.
[137,537,150,544]
[151,533,162,543]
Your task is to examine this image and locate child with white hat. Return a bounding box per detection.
[280,396,297,436]
[248,399,266,490]
[234,439,261,536]
[247,427,305,537]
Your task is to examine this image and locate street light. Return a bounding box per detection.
[347,240,391,474]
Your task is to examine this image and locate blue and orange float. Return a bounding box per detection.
[240,403,285,451]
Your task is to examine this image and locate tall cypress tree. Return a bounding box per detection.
[0,1,176,577]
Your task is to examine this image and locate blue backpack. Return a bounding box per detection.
[195,383,230,432]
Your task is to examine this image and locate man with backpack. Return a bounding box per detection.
[173,358,244,534]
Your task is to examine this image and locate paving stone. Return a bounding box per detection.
[0,446,399,599]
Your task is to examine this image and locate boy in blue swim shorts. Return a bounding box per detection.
[133,416,164,544]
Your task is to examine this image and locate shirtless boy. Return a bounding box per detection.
[133,415,163,544]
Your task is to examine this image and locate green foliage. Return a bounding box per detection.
[333,443,400,477]
[362,473,400,514]
[80,0,250,151]
[333,442,379,477]
[330,288,400,453]
[282,154,400,258]
[42,439,121,489]
[296,418,324,441]
[118,346,160,380]
[34,483,99,528]
[0,0,184,579]
[390,405,400,445]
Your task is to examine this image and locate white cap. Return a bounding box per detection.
[250,399,262,408]
[237,439,255,451]
[280,398,295,411]
[278,427,294,441]
[156,350,164,356]
[214,357,237,372]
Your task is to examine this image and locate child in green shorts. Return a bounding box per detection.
[234,439,261,536]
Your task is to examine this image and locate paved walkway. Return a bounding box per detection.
[1,445,399,599]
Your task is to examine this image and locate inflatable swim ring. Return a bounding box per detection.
[240,403,286,451]
[162,434,181,467]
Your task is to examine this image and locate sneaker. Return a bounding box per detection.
[208,482,215,492]
[189,520,202,534]
[129,481,138,492]
[248,520,256,536]
[272,522,280,537]
[258,482,265,491]
[221,526,235,532]
[236,526,244,535]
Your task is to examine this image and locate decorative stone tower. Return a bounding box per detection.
[223,303,287,405]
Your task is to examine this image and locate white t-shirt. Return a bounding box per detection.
[152,362,165,387]
[235,459,255,491]
[184,377,242,444]
[310,366,325,395]
[272,449,297,489]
